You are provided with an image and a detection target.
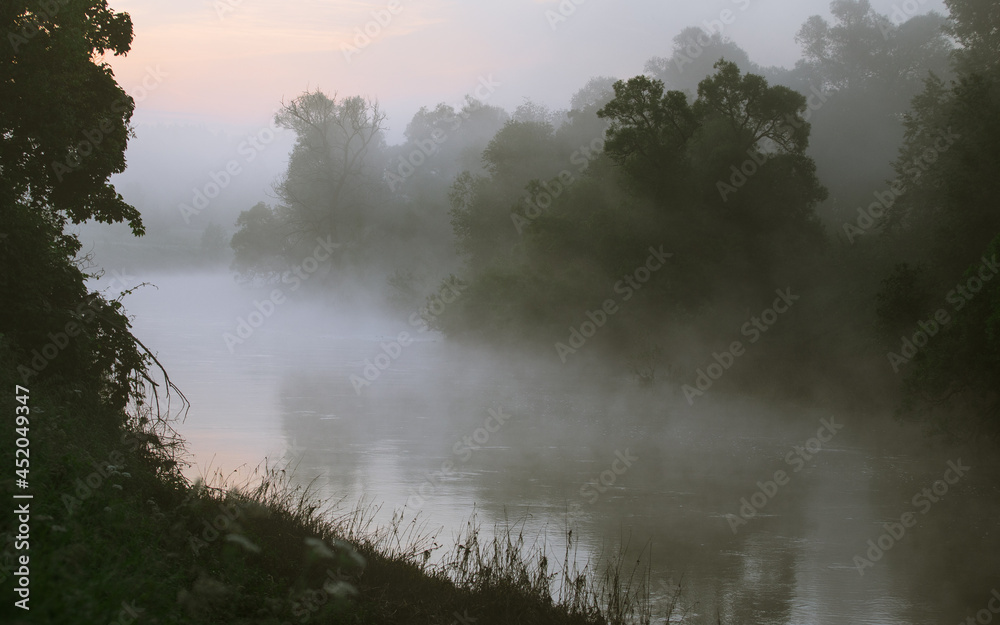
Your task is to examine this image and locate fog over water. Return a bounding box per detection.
[62,0,1000,622]
[80,269,999,625]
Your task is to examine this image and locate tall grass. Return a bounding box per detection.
[201,458,692,624]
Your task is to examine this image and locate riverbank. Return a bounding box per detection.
[0,349,659,625]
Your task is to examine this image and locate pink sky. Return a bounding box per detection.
[105,0,949,137]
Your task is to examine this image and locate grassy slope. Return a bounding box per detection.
[0,347,628,625]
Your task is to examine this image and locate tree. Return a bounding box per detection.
[438,62,826,342]
[273,90,387,247]
[794,1,896,92]
[599,61,821,219]
[381,99,509,281]
[230,203,291,282]
[1,0,141,233]
[792,1,951,118]
[389,98,509,197]
[199,222,228,263]
[944,0,1000,75]
[1,1,153,410]
[889,236,1000,441]
[512,100,557,125]
[874,0,1000,441]
[596,75,697,199]
[789,0,952,227]
[228,90,391,284]
[599,62,824,296]
[570,76,618,113]
[693,60,811,154]
[449,119,565,271]
[644,28,765,95]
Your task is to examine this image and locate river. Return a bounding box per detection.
[105,270,1000,625]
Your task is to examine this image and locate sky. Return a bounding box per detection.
[107,0,950,139]
[86,0,949,236]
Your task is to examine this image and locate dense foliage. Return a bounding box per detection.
[221,0,1000,440]
[1,0,149,411]
[873,0,1000,440]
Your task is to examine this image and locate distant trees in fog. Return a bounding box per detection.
[225,0,1000,440]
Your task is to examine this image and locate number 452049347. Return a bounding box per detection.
[14,386,29,486]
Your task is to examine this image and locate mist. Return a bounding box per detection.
[5,0,1000,623]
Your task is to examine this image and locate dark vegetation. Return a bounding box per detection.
[225,0,999,441]
[1,0,998,622]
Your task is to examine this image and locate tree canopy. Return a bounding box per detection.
[1,0,153,410]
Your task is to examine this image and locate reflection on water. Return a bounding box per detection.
[112,271,1000,624]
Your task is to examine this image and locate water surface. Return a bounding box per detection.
[111,271,1000,625]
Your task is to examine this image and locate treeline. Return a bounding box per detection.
[228,0,998,440]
